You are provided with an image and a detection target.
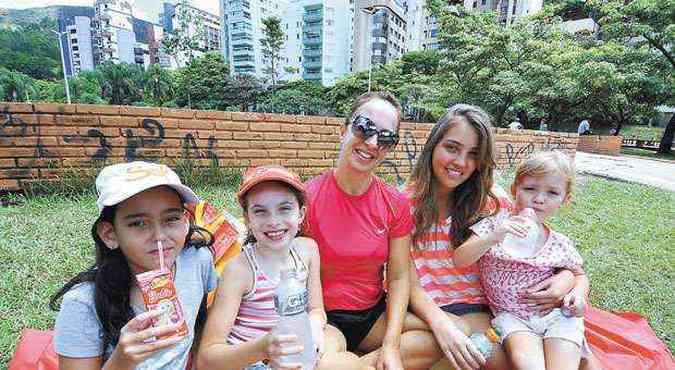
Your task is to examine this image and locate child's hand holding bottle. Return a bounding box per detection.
[562,288,587,318]
[262,332,303,369]
[498,208,541,259]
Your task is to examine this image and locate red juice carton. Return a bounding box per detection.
[136,268,188,340]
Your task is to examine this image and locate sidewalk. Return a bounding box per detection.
[575,151,675,192]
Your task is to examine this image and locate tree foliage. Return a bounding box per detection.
[258,80,328,115]
[260,17,285,85]
[0,17,60,80]
[97,62,144,105]
[142,64,175,107]
[175,52,230,110]
[0,68,37,101]
[161,0,206,68]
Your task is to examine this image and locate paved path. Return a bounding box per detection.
[575,152,675,192]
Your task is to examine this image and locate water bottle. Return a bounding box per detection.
[501,207,540,258]
[273,269,317,370]
[469,327,501,360]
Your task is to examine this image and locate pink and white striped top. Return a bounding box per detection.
[410,185,512,307]
[227,244,308,344]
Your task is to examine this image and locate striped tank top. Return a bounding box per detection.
[410,185,512,307]
[227,243,308,344]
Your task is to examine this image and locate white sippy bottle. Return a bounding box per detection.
[500,208,540,258]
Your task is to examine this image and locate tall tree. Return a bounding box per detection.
[0,68,37,101]
[143,64,175,107]
[590,0,675,152]
[260,17,284,84]
[97,62,144,105]
[175,52,230,109]
[161,0,206,68]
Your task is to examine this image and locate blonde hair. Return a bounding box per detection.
[513,151,575,196]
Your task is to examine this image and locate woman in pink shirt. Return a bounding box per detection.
[304,92,439,369]
[407,104,600,370]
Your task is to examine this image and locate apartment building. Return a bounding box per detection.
[281,0,351,86]
[403,0,544,53]
[57,7,96,77]
[93,0,136,64]
[161,2,221,68]
[221,0,288,76]
[352,0,407,73]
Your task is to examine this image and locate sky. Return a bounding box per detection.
[0,0,220,23]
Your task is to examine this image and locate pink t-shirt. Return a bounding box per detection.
[304,170,413,311]
[471,211,584,320]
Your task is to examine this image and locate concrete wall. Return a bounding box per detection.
[0,103,579,191]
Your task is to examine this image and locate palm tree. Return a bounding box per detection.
[0,68,37,102]
[98,62,143,105]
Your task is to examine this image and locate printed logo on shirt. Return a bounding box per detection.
[375,228,386,235]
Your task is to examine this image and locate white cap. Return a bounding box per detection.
[95,161,199,212]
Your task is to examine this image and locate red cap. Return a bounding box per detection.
[237,165,306,207]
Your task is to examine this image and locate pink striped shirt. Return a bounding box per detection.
[227,244,308,344]
[410,186,512,307]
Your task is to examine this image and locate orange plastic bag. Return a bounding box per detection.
[586,307,675,369]
[7,329,58,370]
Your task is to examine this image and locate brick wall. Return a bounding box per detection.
[577,135,622,156]
[0,103,579,191]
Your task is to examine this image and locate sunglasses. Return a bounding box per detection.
[350,115,399,150]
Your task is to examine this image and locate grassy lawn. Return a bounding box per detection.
[620,147,675,162]
[620,125,666,140]
[1,177,674,367]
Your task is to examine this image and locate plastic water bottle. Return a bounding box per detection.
[469,327,501,360]
[273,269,317,370]
[501,208,540,258]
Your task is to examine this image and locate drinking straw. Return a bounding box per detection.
[158,240,165,271]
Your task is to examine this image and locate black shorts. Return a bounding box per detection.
[326,295,387,352]
[440,303,491,316]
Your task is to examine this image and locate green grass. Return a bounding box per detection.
[1,177,674,367]
[620,125,665,141]
[620,147,675,162]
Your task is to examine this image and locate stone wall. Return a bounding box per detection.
[0,103,579,191]
[577,135,622,156]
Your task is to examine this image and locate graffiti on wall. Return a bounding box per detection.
[2,109,573,185]
[1,112,221,167]
[502,136,566,168]
[381,131,418,186]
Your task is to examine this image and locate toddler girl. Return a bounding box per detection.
[454,151,588,370]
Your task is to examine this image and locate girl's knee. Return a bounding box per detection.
[324,324,348,353]
[316,351,363,370]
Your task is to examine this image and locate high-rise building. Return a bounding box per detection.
[57,7,96,77]
[221,0,288,77]
[281,0,351,86]
[93,0,136,64]
[161,2,221,68]
[352,0,407,73]
[92,0,164,69]
[404,0,544,53]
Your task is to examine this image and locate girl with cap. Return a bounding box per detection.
[198,165,363,370]
[304,92,438,369]
[50,161,219,369]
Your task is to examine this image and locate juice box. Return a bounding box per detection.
[136,268,188,340]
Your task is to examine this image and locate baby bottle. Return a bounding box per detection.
[501,208,540,258]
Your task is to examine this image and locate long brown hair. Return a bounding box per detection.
[409,104,499,248]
